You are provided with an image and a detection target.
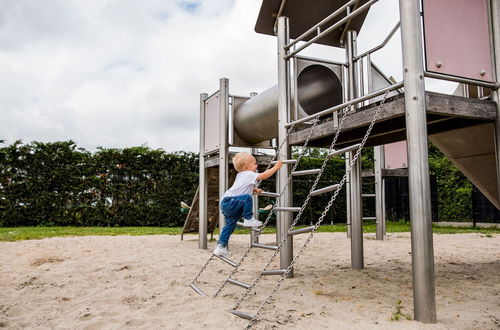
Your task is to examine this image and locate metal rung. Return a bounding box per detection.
[274,207,301,212]
[270,159,297,165]
[288,226,315,236]
[363,217,377,220]
[362,194,375,197]
[236,222,262,231]
[227,278,252,289]
[259,191,280,198]
[190,284,206,296]
[328,143,361,157]
[252,242,278,250]
[230,310,255,320]
[309,184,340,196]
[214,254,238,267]
[291,169,321,176]
[262,269,287,276]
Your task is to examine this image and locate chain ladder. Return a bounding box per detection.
[244,90,391,329]
[212,117,320,297]
[232,108,350,310]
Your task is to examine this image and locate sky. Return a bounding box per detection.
[0,0,454,153]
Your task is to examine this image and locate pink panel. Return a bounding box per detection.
[384,141,408,169]
[423,0,493,82]
[204,92,220,153]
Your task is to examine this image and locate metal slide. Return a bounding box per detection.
[429,122,499,209]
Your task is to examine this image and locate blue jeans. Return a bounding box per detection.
[218,194,253,247]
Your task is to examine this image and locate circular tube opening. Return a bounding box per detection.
[297,65,343,116]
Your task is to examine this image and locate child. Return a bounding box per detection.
[213,152,283,257]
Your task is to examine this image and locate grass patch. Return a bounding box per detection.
[1,221,498,242]
[390,300,412,321]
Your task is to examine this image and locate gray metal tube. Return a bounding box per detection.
[399,0,437,323]
[277,16,294,278]
[219,79,229,234]
[199,93,208,249]
[234,66,342,144]
[374,145,385,240]
[491,0,500,203]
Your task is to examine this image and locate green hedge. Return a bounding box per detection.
[0,141,198,227]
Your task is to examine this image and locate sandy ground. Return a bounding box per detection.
[0,232,499,329]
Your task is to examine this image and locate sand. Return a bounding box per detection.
[0,232,499,329]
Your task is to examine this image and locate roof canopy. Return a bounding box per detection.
[255,0,371,48]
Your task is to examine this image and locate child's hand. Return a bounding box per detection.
[253,188,263,195]
[274,160,283,170]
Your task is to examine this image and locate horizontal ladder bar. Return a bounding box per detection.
[252,242,279,251]
[362,194,375,197]
[274,207,301,212]
[227,278,252,289]
[259,191,280,198]
[230,310,255,320]
[329,144,361,157]
[286,82,403,128]
[214,254,238,267]
[271,159,297,165]
[288,226,315,236]
[190,284,206,296]
[310,184,340,196]
[291,169,321,176]
[262,269,287,276]
[363,217,377,220]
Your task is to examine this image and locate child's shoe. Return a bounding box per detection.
[242,217,263,228]
[213,244,229,257]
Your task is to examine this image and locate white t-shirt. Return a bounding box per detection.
[223,171,259,198]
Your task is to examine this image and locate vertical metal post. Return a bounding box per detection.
[219,78,229,235]
[251,146,260,244]
[199,93,208,249]
[374,145,385,240]
[277,16,293,278]
[345,152,351,237]
[347,29,364,270]
[399,0,436,323]
[490,0,500,201]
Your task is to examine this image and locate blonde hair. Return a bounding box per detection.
[233,152,252,172]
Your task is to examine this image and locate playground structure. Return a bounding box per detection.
[190,0,500,327]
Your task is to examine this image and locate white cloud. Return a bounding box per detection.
[0,0,455,152]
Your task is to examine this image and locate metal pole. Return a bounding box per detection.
[219,78,229,236]
[250,91,260,245]
[399,0,436,322]
[490,0,500,202]
[347,29,364,270]
[277,16,293,278]
[346,152,351,238]
[199,93,208,249]
[374,145,385,240]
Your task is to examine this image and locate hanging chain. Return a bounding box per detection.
[244,90,391,329]
[212,117,320,297]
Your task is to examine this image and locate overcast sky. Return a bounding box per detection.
[0,0,453,153]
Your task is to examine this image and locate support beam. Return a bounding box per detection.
[374,145,385,240]
[218,78,229,235]
[399,0,436,323]
[491,0,500,202]
[277,16,294,278]
[199,93,208,249]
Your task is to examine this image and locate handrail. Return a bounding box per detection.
[285,0,380,60]
[285,81,404,128]
[285,0,357,50]
[355,21,400,60]
[424,71,499,90]
[272,0,288,35]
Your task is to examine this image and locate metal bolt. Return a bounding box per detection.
[436,61,442,68]
[480,70,486,76]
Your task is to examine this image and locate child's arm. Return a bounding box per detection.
[253,188,262,195]
[256,160,283,181]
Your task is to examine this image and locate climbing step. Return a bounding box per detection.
[273,207,301,212]
[230,310,255,320]
[291,169,321,176]
[309,184,340,196]
[270,159,297,165]
[190,284,206,296]
[362,193,375,197]
[214,254,238,267]
[363,216,377,220]
[328,143,361,157]
[252,242,279,250]
[288,226,315,236]
[259,191,280,198]
[227,278,252,289]
[262,269,287,276]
